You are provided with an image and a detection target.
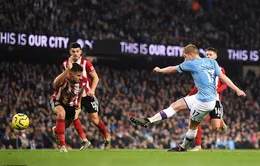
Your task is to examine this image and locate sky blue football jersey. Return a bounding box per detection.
[176,58,221,102]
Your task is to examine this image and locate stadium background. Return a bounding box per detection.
[0,0,259,150]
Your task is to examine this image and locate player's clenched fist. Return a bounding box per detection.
[236,89,246,97]
[153,67,161,73]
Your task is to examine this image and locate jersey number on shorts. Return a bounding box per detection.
[214,107,221,117]
[192,110,200,117]
[91,101,98,111]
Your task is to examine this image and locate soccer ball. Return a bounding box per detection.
[12,113,30,130]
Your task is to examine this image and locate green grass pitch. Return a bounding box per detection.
[0,149,259,166]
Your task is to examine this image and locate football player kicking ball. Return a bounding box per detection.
[50,58,90,152]
[189,47,227,151]
[130,44,246,152]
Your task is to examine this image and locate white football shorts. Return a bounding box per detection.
[183,95,216,122]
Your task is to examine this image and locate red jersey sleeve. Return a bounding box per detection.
[85,60,95,74]
[188,86,198,96]
[217,67,227,93]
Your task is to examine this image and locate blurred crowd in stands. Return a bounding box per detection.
[0,61,259,150]
[1,0,260,49]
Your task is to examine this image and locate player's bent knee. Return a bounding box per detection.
[54,106,66,119]
[57,113,65,119]
[55,110,65,119]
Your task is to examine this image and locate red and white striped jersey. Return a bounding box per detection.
[188,66,227,101]
[51,78,87,107]
[62,57,95,97]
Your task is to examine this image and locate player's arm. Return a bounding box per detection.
[89,71,99,96]
[217,67,227,93]
[188,86,198,96]
[53,69,69,87]
[153,61,194,74]
[218,73,246,97]
[213,60,245,97]
[153,66,177,74]
[85,60,99,97]
[53,58,72,87]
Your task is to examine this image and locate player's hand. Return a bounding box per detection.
[153,67,161,73]
[87,89,95,97]
[236,89,246,97]
[67,57,73,70]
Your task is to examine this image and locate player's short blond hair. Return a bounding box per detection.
[182,44,198,55]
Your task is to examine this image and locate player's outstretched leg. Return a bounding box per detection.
[130,117,150,128]
[130,105,178,128]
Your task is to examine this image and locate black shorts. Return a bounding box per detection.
[49,99,76,121]
[81,96,99,113]
[209,100,223,119]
